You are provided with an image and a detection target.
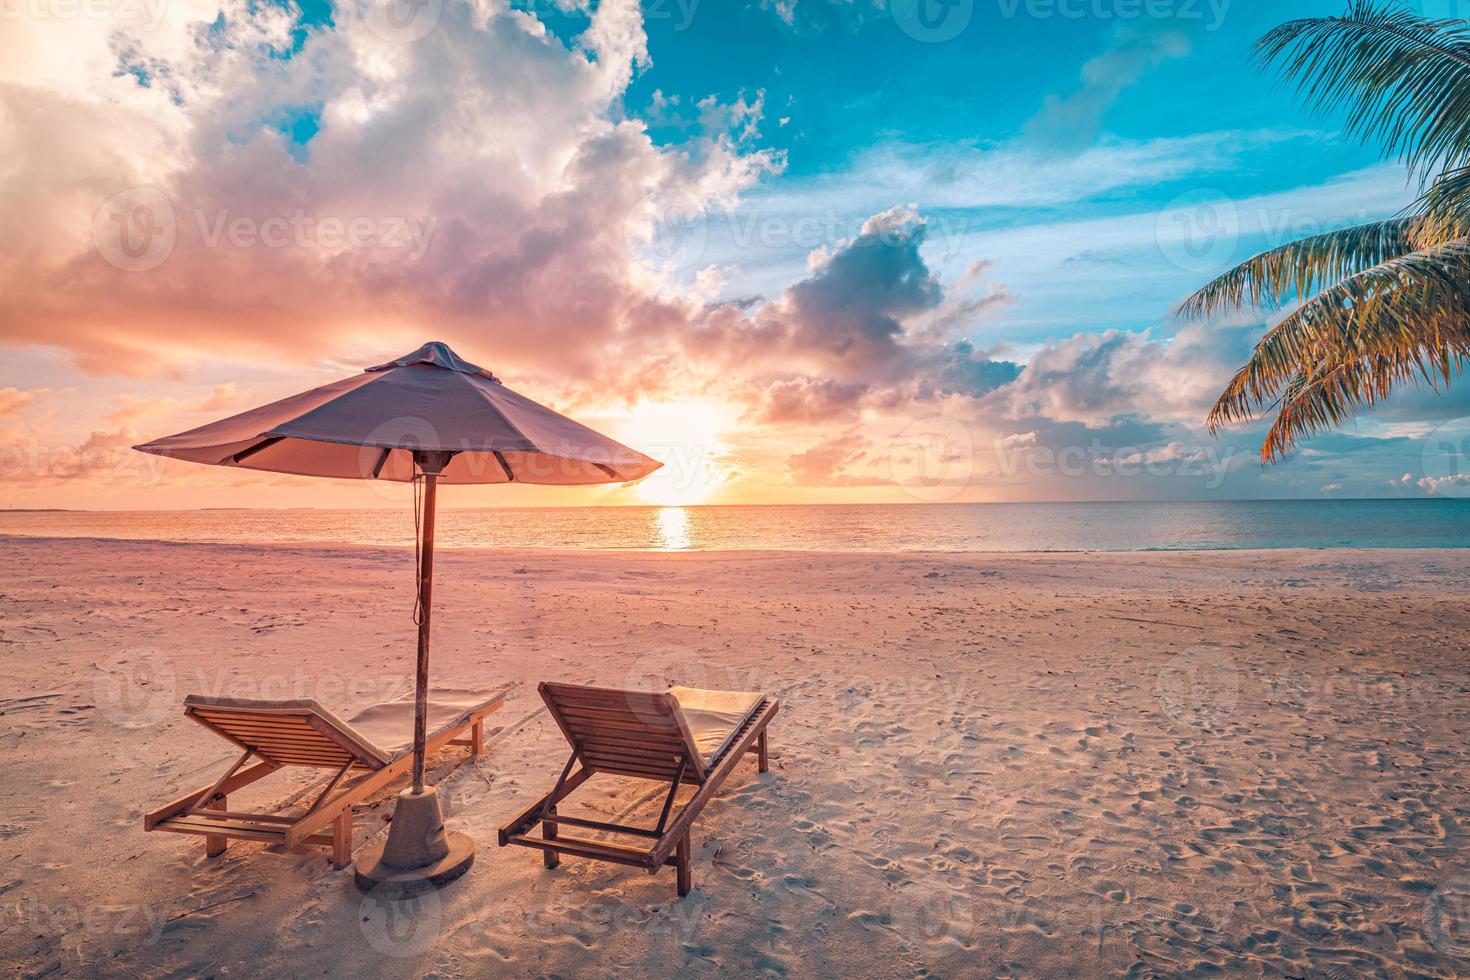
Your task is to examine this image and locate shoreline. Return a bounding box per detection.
[3,531,1470,559]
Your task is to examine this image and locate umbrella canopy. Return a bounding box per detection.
[133,341,662,485]
[131,341,662,891]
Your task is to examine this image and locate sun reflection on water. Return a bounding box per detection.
[654,506,691,550]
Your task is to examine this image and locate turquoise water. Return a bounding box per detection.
[1,499,1468,552]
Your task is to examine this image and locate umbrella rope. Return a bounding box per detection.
[412,469,425,626]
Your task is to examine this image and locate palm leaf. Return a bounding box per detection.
[1258,2,1470,177]
[1207,238,1470,439]
[1178,217,1423,319]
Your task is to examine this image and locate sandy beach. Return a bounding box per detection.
[4,535,1470,978]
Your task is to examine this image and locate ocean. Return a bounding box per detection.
[2,499,1468,552]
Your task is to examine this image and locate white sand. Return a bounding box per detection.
[3,535,1470,978]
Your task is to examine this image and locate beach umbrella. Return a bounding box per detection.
[133,341,661,893]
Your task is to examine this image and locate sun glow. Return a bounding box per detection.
[618,400,734,506]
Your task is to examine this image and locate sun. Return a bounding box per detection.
[616,400,733,506]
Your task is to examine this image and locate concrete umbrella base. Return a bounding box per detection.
[354,787,474,898]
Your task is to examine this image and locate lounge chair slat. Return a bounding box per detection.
[577,740,683,762]
[579,755,684,779]
[542,685,674,714]
[553,702,681,726]
[574,730,689,750]
[503,684,777,896]
[557,720,686,745]
[191,731,357,751]
[585,761,689,782]
[150,689,507,868]
[576,758,685,775]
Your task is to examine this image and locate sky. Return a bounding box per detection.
[1,0,1468,509]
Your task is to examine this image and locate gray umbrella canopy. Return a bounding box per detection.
[132,342,663,888]
[133,341,662,485]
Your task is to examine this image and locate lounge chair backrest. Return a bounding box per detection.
[539,682,708,783]
[183,695,390,770]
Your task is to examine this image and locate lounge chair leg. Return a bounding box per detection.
[471,718,485,756]
[675,833,692,897]
[543,807,560,869]
[332,811,353,869]
[757,731,769,773]
[205,796,228,858]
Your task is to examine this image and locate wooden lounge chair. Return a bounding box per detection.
[498,682,778,897]
[145,687,505,868]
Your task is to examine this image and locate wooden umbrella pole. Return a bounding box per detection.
[411,460,442,795]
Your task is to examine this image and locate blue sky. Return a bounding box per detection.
[627,0,1409,341]
[5,0,1470,508]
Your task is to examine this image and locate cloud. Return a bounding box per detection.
[0,388,44,419]
[0,0,779,379]
[197,383,249,413]
[787,430,872,486]
[987,317,1262,427]
[0,427,146,484]
[1025,26,1192,153]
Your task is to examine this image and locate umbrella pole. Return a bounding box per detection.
[411,469,437,794]
[356,451,474,896]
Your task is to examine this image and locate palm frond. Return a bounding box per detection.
[1258,1,1470,176]
[1258,351,1458,462]
[1206,237,1470,438]
[1177,217,1423,320]
[1418,163,1470,220]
